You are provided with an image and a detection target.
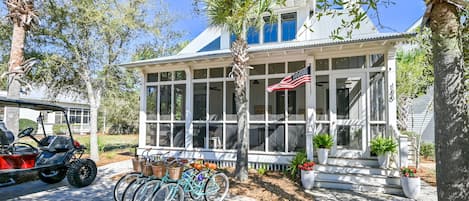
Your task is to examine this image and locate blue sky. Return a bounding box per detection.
[167,0,426,41]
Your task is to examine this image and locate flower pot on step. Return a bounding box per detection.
[377,152,390,168]
[401,177,421,199]
[317,148,329,165]
[301,170,315,189]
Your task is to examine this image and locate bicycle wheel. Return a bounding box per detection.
[122,178,145,201]
[190,170,210,200]
[151,183,184,201]
[113,173,139,201]
[203,173,229,201]
[132,179,162,201]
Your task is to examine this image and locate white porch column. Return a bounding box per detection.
[185,67,193,149]
[305,56,315,161]
[138,70,147,148]
[386,48,398,138]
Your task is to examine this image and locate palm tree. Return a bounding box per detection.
[204,0,285,181]
[4,0,38,134]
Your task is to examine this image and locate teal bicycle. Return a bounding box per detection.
[151,162,229,201]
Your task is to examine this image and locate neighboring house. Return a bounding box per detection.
[0,87,90,135]
[122,1,413,195]
[408,87,434,143]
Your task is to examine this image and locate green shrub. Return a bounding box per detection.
[370,137,397,156]
[257,165,267,176]
[19,119,38,133]
[53,124,68,134]
[313,133,334,149]
[287,150,308,180]
[420,143,434,159]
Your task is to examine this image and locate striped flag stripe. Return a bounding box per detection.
[266,65,311,92]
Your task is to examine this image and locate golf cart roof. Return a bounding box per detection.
[0,97,66,112]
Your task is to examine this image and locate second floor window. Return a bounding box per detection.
[263,16,278,43]
[247,27,260,44]
[281,12,296,41]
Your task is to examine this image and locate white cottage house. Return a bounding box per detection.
[123,0,413,195]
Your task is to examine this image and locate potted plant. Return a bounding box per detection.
[370,136,397,168]
[313,133,334,164]
[299,161,316,189]
[400,167,420,198]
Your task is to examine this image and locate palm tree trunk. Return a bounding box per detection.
[430,2,469,200]
[5,22,26,136]
[232,38,249,182]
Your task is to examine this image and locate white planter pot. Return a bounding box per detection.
[401,177,421,199]
[317,148,329,165]
[377,152,390,168]
[301,170,315,189]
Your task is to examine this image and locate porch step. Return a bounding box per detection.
[315,171,401,186]
[313,179,404,196]
[326,157,380,168]
[314,164,400,177]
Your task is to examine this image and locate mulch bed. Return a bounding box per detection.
[225,168,314,201]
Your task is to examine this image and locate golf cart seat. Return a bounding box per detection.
[0,122,15,147]
[0,122,37,155]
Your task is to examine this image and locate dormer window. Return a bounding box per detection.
[199,37,221,52]
[281,12,297,41]
[263,16,278,43]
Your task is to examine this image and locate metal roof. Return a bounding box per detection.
[0,97,66,111]
[121,32,415,68]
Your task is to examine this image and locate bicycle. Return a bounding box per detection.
[113,149,160,201]
[151,162,229,201]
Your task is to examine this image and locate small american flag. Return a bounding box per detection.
[267,65,311,92]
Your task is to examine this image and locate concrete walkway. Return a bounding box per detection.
[2,160,437,201]
[306,180,437,201]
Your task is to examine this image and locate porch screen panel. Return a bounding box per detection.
[147,73,158,82]
[173,123,185,147]
[160,85,171,120]
[268,78,285,121]
[159,123,170,147]
[174,84,186,120]
[288,85,305,120]
[225,81,236,121]
[146,86,157,120]
[315,75,329,120]
[160,72,172,81]
[288,61,304,73]
[209,82,223,121]
[315,59,329,71]
[268,124,285,152]
[370,72,385,121]
[249,124,265,151]
[332,56,365,70]
[370,54,385,67]
[337,125,362,150]
[268,63,285,74]
[315,123,330,134]
[370,124,386,139]
[146,123,157,146]
[250,64,265,75]
[225,124,238,149]
[209,68,224,78]
[208,123,223,149]
[193,124,206,148]
[250,79,266,121]
[288,124,306,152]
[194,83,207,120]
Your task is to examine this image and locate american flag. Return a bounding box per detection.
[267,65,311,92]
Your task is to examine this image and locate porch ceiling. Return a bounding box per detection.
[121,32,415,70]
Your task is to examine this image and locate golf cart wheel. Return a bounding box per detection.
[38,168,67,184]
[67,159,97,187]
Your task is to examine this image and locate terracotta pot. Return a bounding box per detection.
[151,164,167,179]
[317,148,329,165]
[132,157,140,172]
[142,163,153,176]
[401,177,421,199]
[168,166,182,180]
[301,170,315,189]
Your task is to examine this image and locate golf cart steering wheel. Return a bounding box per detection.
[17,127,35,138]
[8,142,39,154]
